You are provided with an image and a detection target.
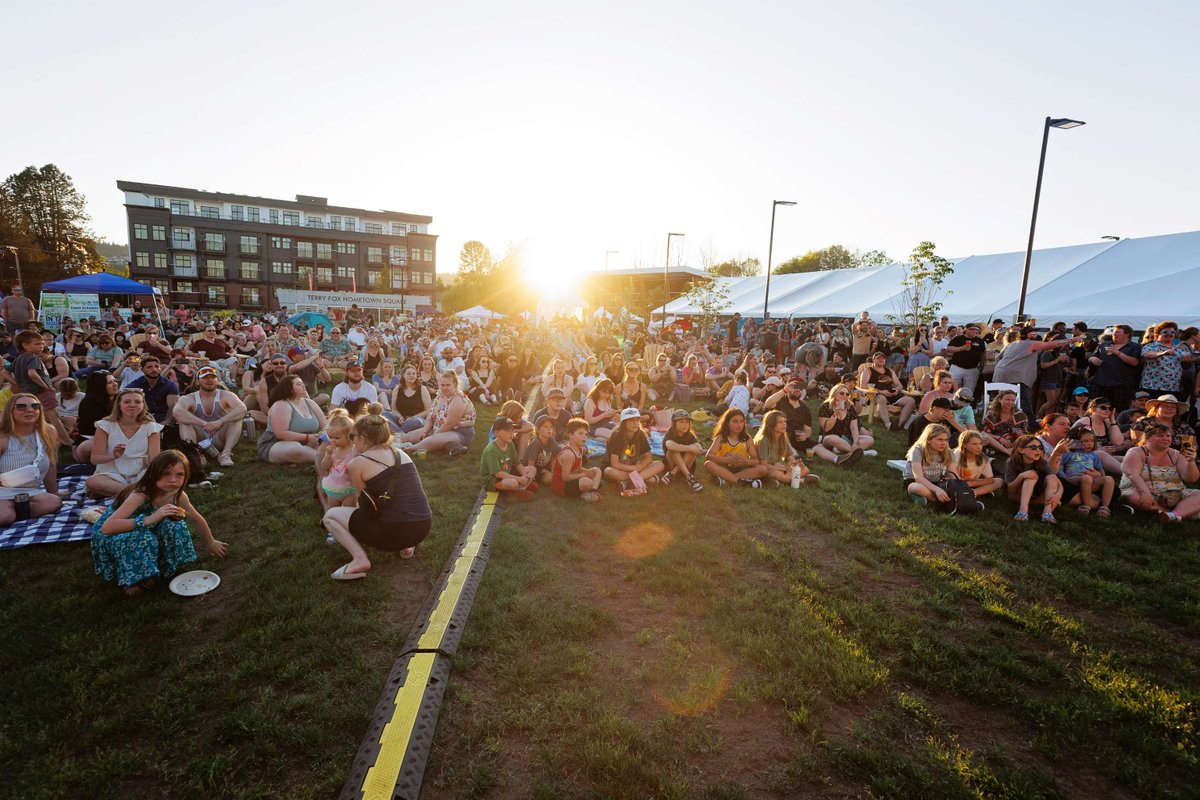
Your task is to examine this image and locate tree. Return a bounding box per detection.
[888,241,955,328]
[680,276,732,338]
[0,164,105,296]
[708,256,761,277]
[773,245,892,274]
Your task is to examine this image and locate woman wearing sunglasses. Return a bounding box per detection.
[0,393,62,525]
[1070,397,1126,472]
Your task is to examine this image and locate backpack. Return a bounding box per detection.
[941,472,981,515]
[160,421,207,481]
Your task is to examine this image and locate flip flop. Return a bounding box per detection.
[331,564,367,581]
[399,547,416,559]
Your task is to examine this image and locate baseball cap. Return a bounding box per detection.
[953,387,974,404]
[197,365,219,379]
[492,416,515,432]
[619,407,642,421]
[671,408,691,421]
[346,362,364,370]
[1072,386,1090,396]
[763,376,783,387]
[1133,391,1151,400]
[546,387,567,398]
[533,414,554,427]
[931,397,954,410]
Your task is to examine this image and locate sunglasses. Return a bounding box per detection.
[1158,329,1177,336]
[12,402,41,410]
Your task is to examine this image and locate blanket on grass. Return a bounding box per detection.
[585,430,668,461]
[0,476,104,551]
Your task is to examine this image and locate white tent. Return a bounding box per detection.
[770,265,886,317]
[454,304,503,322]
[592,306,613,320]
[778,263,907,319]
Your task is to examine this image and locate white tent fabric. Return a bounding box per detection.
[860,242,1115,324]
[770,265,886,316]
[779,263,907,319]
[660,276,758,316]
[988,231,1200,330]
[454,304,503,321]
[720,273,830,316]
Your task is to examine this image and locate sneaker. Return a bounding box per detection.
[399,441,415,450]
[646,475,659,486]
[509,489,536,502]
[737,478,762,488]
[863,449,879,457]
[1158,510,1183,524]
[205,471,224,481]
[1117,504,1136,515]
[618,480,630,494]
[837,448,864,469]
[912,494,928,506]
[445,443,468,457]
[188,480,213,490]
[660,471,673,486]
[687,475,704,492]
[976,501,985,513]
[716,476,728,488]
[218,453,234,468]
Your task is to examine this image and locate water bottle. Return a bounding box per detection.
[198,438,220,458]
[790,465,802,489]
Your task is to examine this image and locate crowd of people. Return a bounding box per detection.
[1,286,1198,596]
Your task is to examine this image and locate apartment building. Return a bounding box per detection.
[118,181,437,312]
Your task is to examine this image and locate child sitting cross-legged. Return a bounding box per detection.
[480,416,537,501]
[661,409,705,492]
[552,418,603,502]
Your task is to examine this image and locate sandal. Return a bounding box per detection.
[1158,510,1183,525]
[1097,506,1111,518]
[1041,511,1058,525]
[1012,511,1029,522]
[1077,505,1092,516]
[581,491,601,503]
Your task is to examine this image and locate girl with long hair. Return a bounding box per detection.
[952,430,1004,500]
[583,378,619,440]
[391,363,433,431]
[980,388,1028,457]
[703,407,768,487]
[905,423,953,507]
[603,408,665,492]
[1005,433,1067,524]
[0,393,61,525]
[92,450,227,596]
[754,409,816,487]
[87,388,162,498]
[661,409,705,491]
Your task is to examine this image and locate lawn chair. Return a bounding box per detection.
[982,381,1022,411]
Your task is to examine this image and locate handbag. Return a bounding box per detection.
[0,432,45,488]
[941,472,981,515]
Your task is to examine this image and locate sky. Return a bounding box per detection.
[3,0,1197,285]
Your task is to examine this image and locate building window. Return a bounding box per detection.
[296,241,314,258]
[153,253,168,269]
[240,235,259,254]
[306,215,323,228]
[205,259,225,278]
[391,271,406,289]
[247,207,260,222]
[423,249,433,262]
[133,223,148,240]
[328,216,341,230]
[152,225,166,241]
[316,266,333,283]
[270,236,292,249]
[316,243,332,260]
[170,200,189,215]
[344,217,356,232]
[336,242,356,255]
[282,211,300,226]
[365,222,383,234]
[337,265,355,278]
[172,227,191,242]
[203,233,224,250]
[241,262,261,280]
[367,270,381,287]
[297,265,313,283]
[269,209,280,224]
[367,246,383,264]
[154,197,165,208]
[271,261,293,274]
[390,245,406,263]
[391,222,407,235]
[175,254,195,269]
[152,279,169,293]
[241,286,261,306]
[200,205,220,219]
[135,252,150,267]
[231,205,244,221]
[207,285,226,304]
[176,281,195,294]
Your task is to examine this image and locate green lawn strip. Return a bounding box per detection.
[0,422,484,800]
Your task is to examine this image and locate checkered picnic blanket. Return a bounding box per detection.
[0,476,106,551]
[584,430,668,461]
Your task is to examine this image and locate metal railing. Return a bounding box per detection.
[161,207,422,236]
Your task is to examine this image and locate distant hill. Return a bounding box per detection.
[95,241,127,260]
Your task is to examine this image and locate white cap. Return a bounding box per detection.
[619,407,642,421]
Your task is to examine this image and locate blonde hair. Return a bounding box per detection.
[955,430,987,468]
[104,388,153,425]
[0,393,59,463]
[500,400,525,420]
[912,423,952,466]
[352,402,392,448]
[327,407,354,435]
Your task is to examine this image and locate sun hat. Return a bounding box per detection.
[619,407,642,422]
[1146,394,1188,414]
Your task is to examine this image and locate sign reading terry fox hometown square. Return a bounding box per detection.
[274,289,432,312]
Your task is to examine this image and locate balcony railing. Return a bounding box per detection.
[163,207,421,236]
[170,238,195,250]
[200,241,225,254]
[239,248,262,257]
[172,266,199,278]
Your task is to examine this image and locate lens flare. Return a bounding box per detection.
[614,522,674,560]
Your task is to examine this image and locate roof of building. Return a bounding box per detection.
[116,180,432,224]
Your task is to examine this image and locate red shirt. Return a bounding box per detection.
[190,337,230,359]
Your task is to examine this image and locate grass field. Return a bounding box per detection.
[2,412,1198,799]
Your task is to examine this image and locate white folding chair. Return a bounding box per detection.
[983,381,1022,411]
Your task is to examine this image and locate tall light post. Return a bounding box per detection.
[1018,117,1085,321]
[663,232,684,321]
[605,250,619,275]
[3,246,23,288]
[762,200,796,319]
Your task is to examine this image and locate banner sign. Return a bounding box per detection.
[275,289,431,312]
[38,294,69,332]
[68,293,102,321]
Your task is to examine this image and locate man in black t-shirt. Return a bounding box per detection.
[908,398,965,447]
[945,323,986,396]
[764,379,858,468]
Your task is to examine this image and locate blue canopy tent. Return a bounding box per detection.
[39,273,165,329]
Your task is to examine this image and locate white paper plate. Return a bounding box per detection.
[169,570,221,597]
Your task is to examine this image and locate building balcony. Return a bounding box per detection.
[173,291,201,303]
[169,208,418,236]
[170,238,195,250]
[200,242,226,254]
[239,248,262,258]
[172,266,199,278]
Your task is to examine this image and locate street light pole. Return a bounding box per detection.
[763,200,796,320]
[663,233,684,321]
[1018,116,1085,322]
[4,246,23,287]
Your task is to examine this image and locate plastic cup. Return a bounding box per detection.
[414,449,427,460]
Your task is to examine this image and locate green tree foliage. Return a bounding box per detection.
[0,164,105,296]
[773,245,891,275]
[680,277,732,335]
[888,241,955,328]
[707,256,761,277]
[442,240,535,316]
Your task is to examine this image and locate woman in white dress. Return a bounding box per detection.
[86,388,162,498]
